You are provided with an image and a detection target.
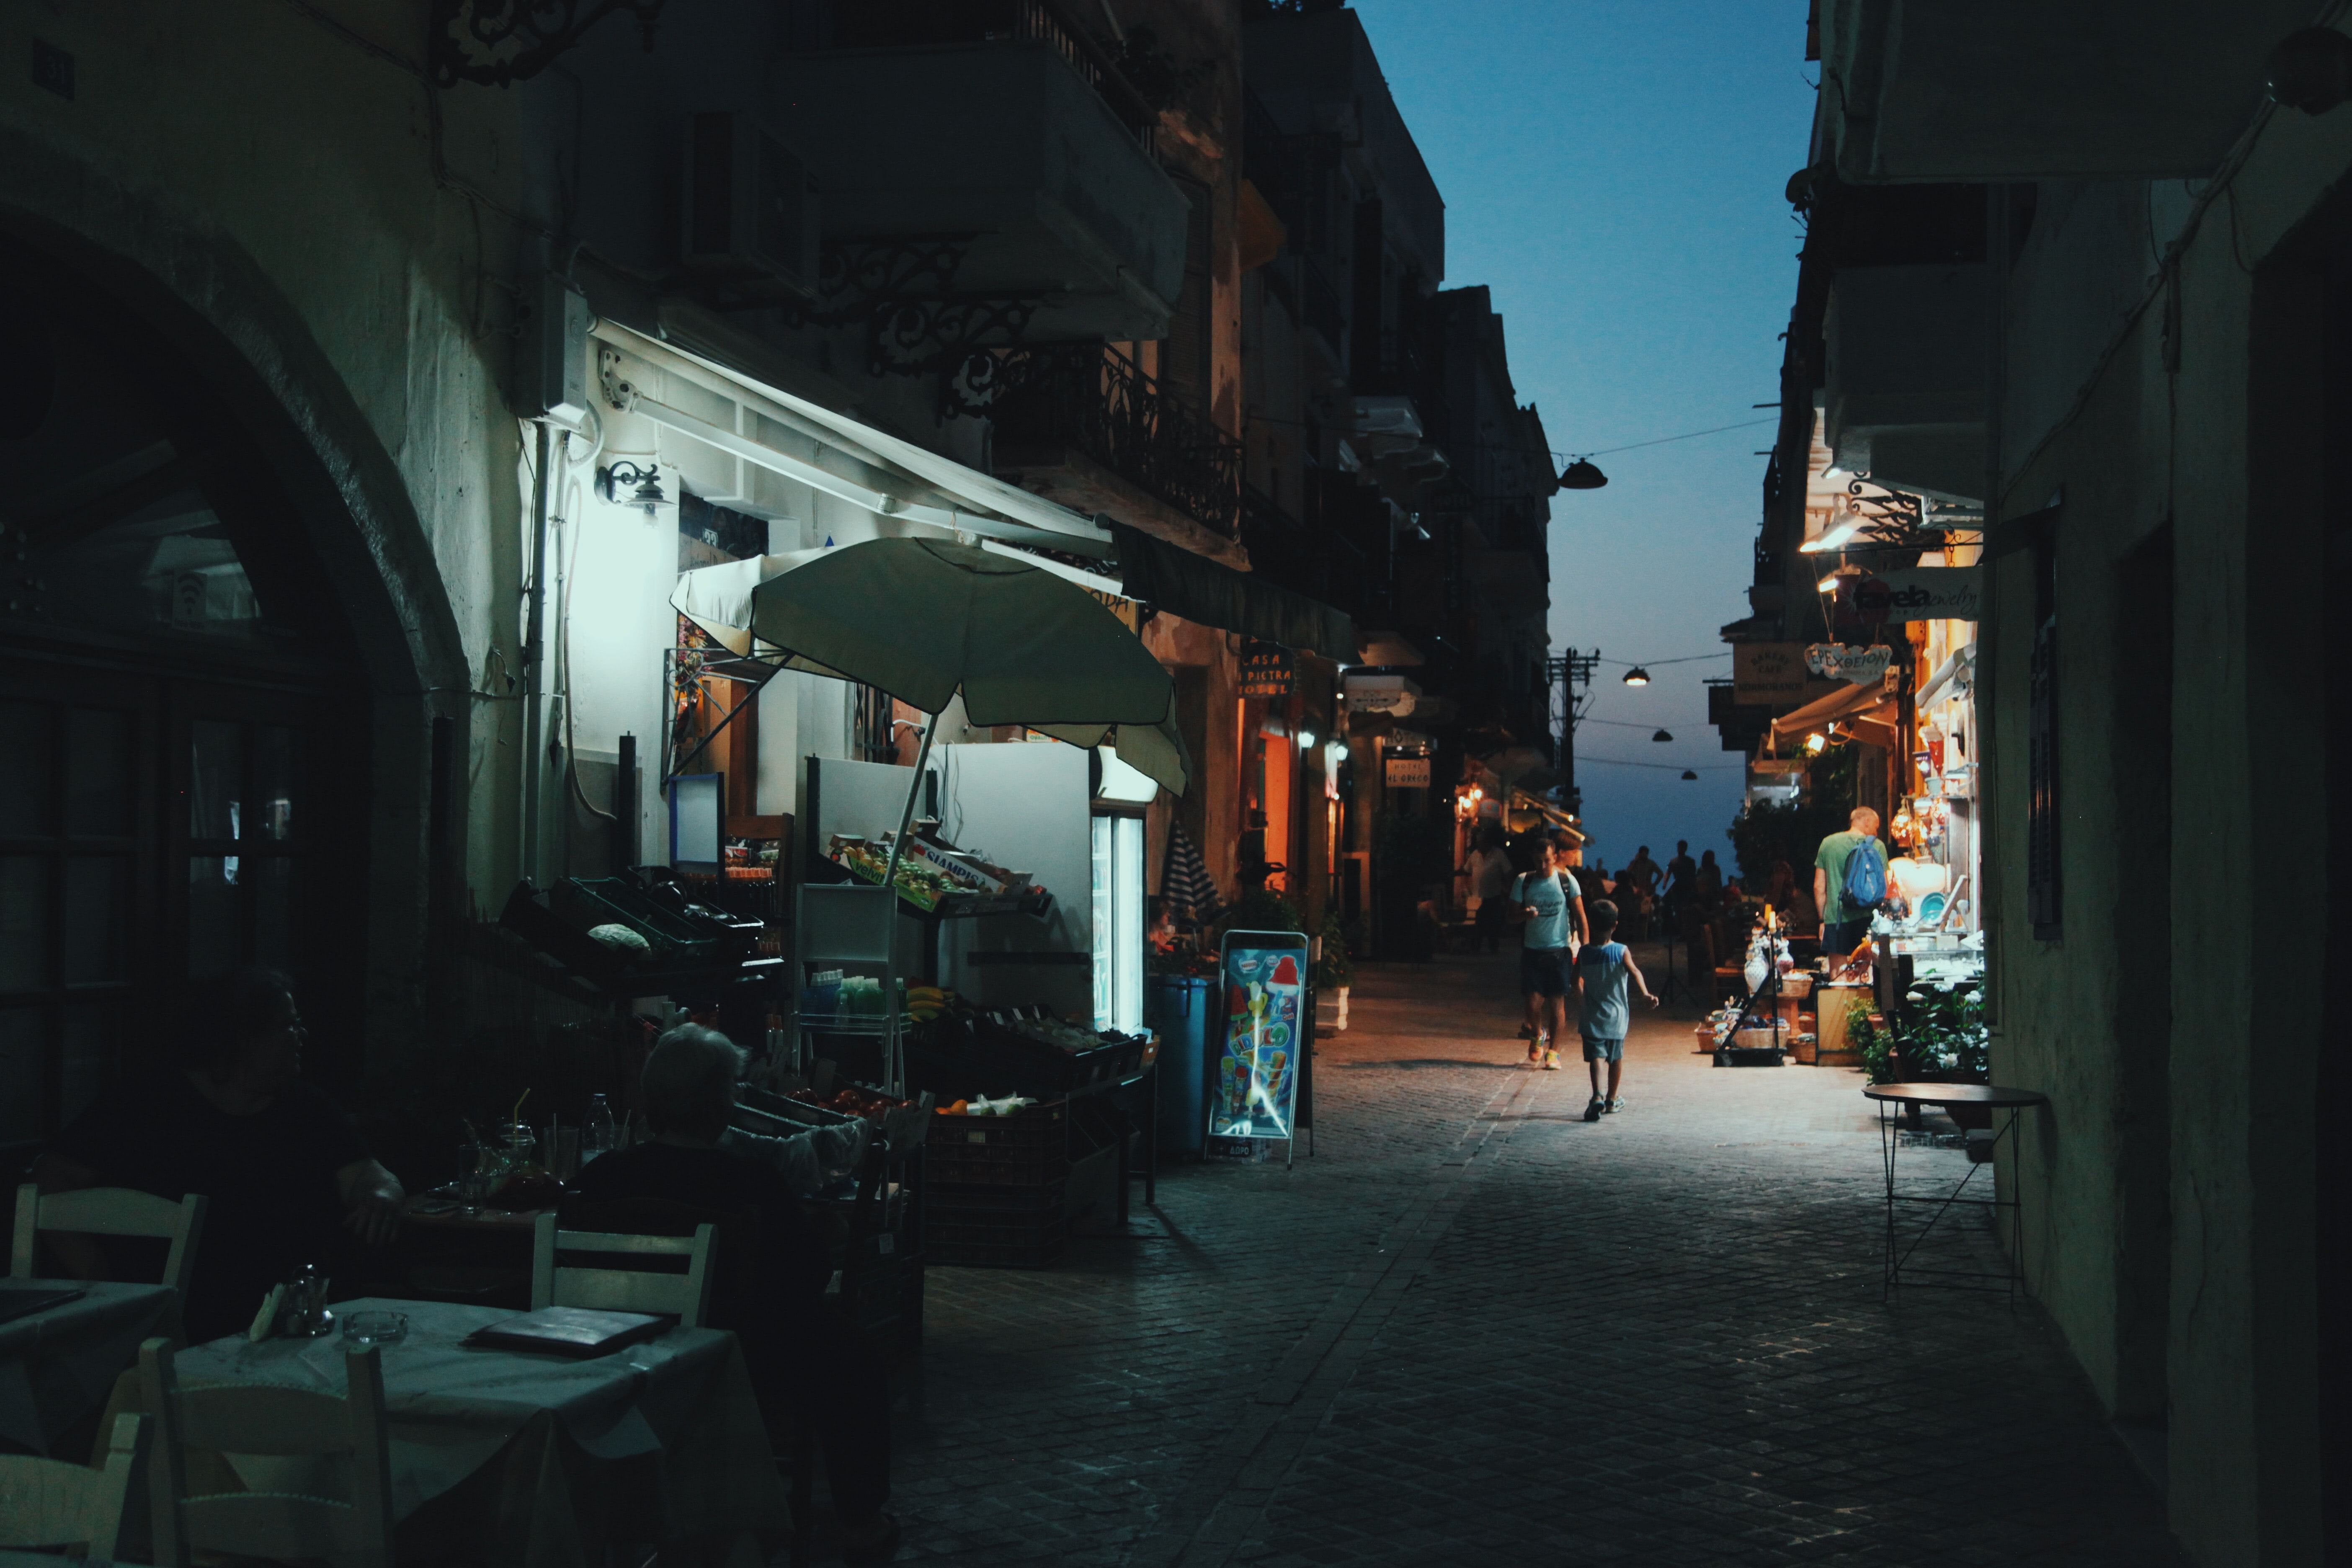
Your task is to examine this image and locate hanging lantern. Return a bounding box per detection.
[1558,458,1609,490]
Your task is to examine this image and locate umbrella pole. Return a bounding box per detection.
[881,710,936,891]
[880,711,936,1099]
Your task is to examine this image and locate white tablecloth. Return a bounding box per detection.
[132,1298,787,1568]
[0,1280,178,1456]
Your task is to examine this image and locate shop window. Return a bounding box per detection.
[2026,532,2061,938]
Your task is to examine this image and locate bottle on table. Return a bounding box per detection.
[582,1094,618,1166]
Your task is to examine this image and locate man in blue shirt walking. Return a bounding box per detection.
[1514,838,1587,1069]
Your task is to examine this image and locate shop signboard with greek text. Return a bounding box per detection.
[1209,930,1311,1165]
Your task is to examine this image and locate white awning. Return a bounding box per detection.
[1917,643,1976,710]
[590,318,1114,560]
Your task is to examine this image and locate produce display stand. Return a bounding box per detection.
[921,1059,1159,1268]
[735,1083,930,1356]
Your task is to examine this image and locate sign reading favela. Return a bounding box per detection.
[1849,567,1981,624]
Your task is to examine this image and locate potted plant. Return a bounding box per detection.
[1313,912,1354,1032]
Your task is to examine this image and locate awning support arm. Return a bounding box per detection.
[664,661,779,785]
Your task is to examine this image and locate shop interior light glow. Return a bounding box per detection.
[1800,518,1863,554]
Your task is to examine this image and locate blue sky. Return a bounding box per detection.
[1349,0,1816,873]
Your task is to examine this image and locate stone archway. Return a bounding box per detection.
[0,134,473,1132]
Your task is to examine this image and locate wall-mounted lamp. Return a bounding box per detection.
[1622,666,1651,687]
[597,460,668,516]
[2268,26,2352,113]
[1805,732,1826,755]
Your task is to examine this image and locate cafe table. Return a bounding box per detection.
[1862,1082,2050,1300]
[107,1297,789,1568]
[0,1279,179,1455]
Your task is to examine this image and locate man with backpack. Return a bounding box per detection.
[1513,838,1588,1069]
[1813,806,1886,960]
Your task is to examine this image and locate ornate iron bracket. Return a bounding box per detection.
[762,236,1047,379]
[430,0,671,88]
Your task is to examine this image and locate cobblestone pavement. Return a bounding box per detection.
[884,949,2182,1567]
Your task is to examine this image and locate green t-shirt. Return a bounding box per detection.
[1814,830,1880,924]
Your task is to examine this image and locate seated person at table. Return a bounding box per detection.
[572,1025,897,1565]
[32,967,406,1342]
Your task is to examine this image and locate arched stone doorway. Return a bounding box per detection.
[0,222,464,1150]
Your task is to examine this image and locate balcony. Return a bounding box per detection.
[1823,264,1985,501]
[1819,0,2311,181]
[774,2,1188,343]
[987,344,1244,539]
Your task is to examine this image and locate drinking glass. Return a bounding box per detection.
[457,1143,491,1215]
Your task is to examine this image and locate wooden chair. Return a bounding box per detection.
[0,1410,150,1556]
[140,1334,394,1568]
[530,1209,716,1327]
[12,1181,208,1302]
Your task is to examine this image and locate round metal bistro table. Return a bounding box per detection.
[1862,1083,2050,1299]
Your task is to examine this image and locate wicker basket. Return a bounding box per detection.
[1780,972,1815,1000]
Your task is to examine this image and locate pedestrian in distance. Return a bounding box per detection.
[1662,840,1697,914]
[1462,825,1514,955]
[1813,806,1885,960]
[1574,899,1659,1119]
[1513,838,1587,1068]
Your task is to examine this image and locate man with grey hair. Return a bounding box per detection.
[1814,806,1885,960]
[575,1024,897,1562]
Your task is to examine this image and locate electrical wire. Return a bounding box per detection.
[1575,756,1742,771]
[552,419,618,825]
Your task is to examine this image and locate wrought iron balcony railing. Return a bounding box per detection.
[982,344,1243,536]
[825,0,1158,152]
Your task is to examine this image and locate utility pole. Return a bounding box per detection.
[1547,650,1600,816]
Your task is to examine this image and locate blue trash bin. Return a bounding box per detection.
[1145,975,1215,1158]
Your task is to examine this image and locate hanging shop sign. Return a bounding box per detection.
[1238,640,1295,698]
[1732,642,1810,704]
[1342,671,1419,714]
[1384,754,1432,788]
[1849,567,1982,624]
[1805,643,1894,686]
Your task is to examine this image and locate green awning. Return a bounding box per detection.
[1106,521,1356,663]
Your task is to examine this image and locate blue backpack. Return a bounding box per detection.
[1841,837,1888,913]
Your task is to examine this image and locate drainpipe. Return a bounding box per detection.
[521,420,554,888]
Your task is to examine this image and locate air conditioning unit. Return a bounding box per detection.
[681,111,820,297]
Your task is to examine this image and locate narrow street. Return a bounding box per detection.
[905,951,2182,1567]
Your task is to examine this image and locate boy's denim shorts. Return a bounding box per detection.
[1580,1035,1624,1063]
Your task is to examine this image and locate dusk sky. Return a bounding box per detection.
[1349,0,1817,873]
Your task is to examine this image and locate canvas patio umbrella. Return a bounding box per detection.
[671,538,1179,887]
[673,542,1191,794]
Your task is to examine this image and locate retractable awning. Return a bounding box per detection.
[1770,680,1898,746]
[594,318,1116,559]
[596,308,1354,662]
[1106,521,1356,663]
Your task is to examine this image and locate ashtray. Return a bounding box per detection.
[340,1310,409,1349]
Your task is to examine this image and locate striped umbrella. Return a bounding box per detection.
[1161,820,1222,931]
